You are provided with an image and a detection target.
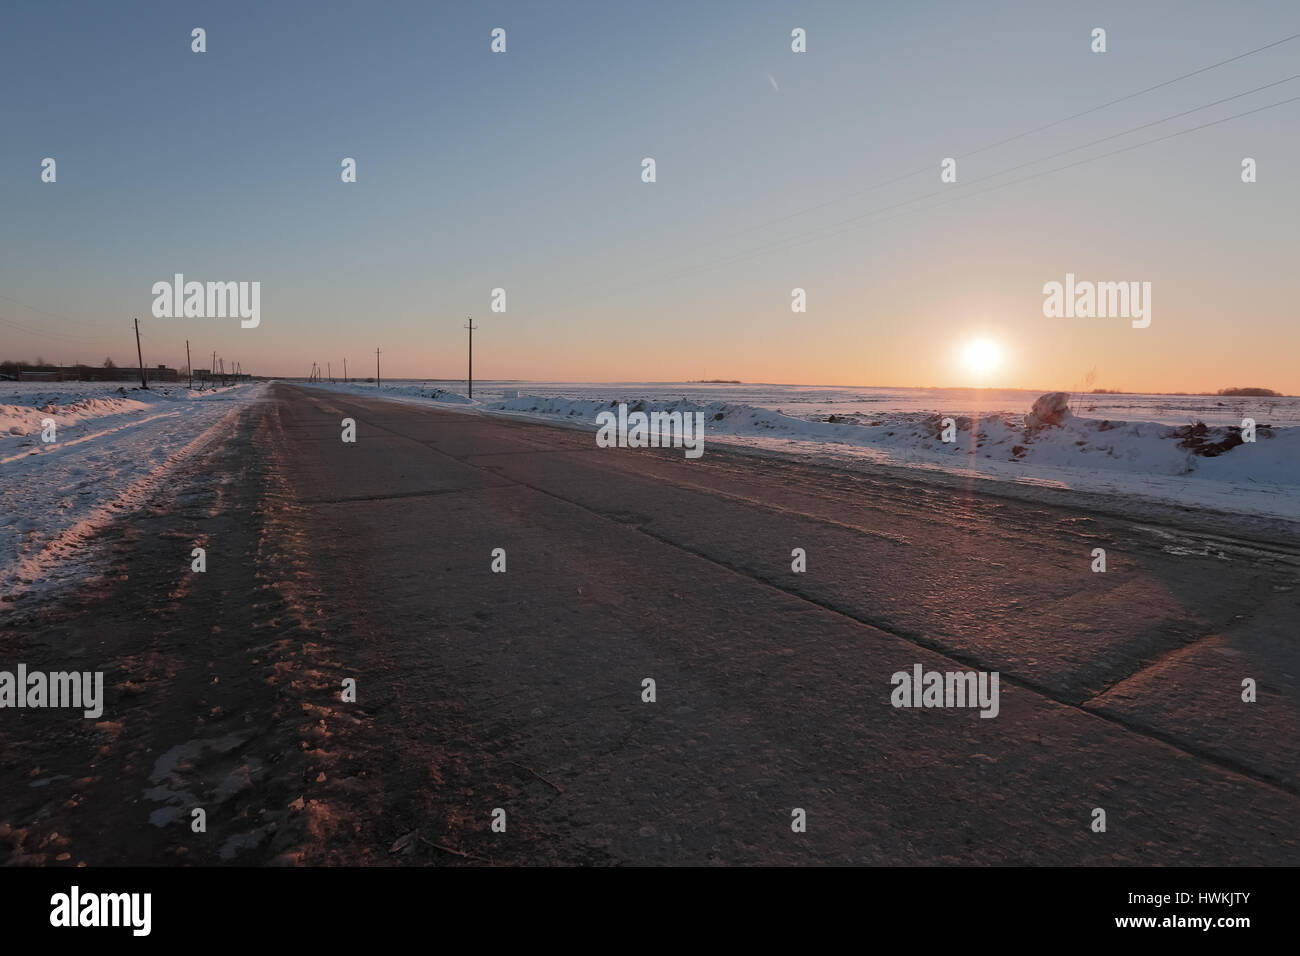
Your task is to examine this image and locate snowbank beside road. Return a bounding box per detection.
[492,391,1294,483]
[503,394,1298,518]
[0,382,253,447]
[0,382,267,599]
[299,382,1297,521]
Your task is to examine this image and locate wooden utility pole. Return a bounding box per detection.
[465,317,478,399]
[343,357,347,383]
[327,361,332,383]
[134,317,148,389]
[186,339,192,388]
[376,348,381,388]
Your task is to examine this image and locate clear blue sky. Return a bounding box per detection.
[2,0,1297,391]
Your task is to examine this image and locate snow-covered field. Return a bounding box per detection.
[302,380,1300,522]
[0,381,267,598]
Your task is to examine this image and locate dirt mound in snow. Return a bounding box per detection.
[1024,392,1073,431]
[1172,421,1258,457]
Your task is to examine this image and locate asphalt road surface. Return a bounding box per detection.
[2,383,1297,865]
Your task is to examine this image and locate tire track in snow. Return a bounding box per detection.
[0,412,183,465]
[1,393,264,602]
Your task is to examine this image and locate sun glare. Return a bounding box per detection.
[961,338,1002,377]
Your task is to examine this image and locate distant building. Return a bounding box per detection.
[11,364,180,383]
[13,366,61,382]
[140,365,179,383]
[193,369,253,384]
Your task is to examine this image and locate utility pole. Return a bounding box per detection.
[134,317,148,389]
[376,347,381,388]
[211,351,217,389]
[343,357,347,383]
[327,361,332,384]
[465,317,478,399]
[186,339,192,389]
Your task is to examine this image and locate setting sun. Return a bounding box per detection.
[961,339,1003,377]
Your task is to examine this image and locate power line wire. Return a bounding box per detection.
[962,29,1300,157]
[667,74,1296,282]
[636,29,1300,268]
[0,313,94,343]
[616,92,1300,289]
[0,294,109,330]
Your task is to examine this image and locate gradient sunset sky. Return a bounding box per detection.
[2,0,1297,393]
